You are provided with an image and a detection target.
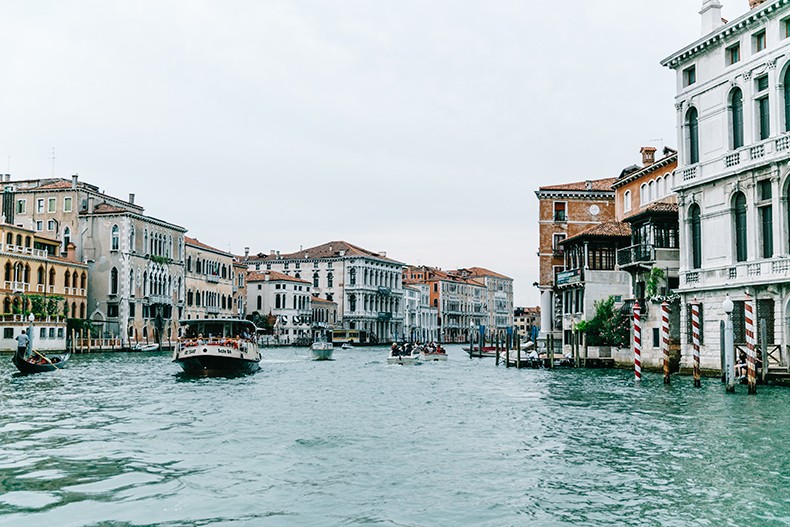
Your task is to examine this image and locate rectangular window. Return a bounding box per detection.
[784,18,790,39]
[754,30,766,53]
[16,199,25,214]
[129,302,136,318]
[3,328,12,339]
[553,202,567,222]
[35,221,43,231]
[552,234,566,255]
[57,328,64,339]
[63,197,72,212]
[683,66,696,87]
[759,180,772,201]
[761,205,774,258]
[107,304,119,318]
[756,75,769,93]
[47,197,56,212]
[48,328,55,339]
[759,96,771,140]
[36,199,44,213]
[653,327,660,349]
[47,220,55,231]
[40,328,46,339]
[726,43,740,65]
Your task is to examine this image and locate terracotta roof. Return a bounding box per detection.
[36,180,74,190]
[310,296,337,305]
[561,222,631,244]
[185,236,231,256]
[538,177,616,192]
[249,241,401,264]
[623,202,679,223]
[90,203,127,214]
[454,267,512,280]
[247,270,311,284]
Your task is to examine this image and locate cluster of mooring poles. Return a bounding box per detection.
[634,294,761,395]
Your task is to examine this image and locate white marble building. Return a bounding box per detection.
[662,0,790,370]
[247,271,312,345]
[245,241,405,343]
[403,283,439,342]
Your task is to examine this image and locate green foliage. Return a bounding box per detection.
[247,311,274,334]
[150,255,170,265]
[580,296,630,348]
[646,267,666,299]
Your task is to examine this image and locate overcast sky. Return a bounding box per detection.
[0,0,740,305]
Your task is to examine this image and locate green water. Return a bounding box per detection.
[1,346,790,526]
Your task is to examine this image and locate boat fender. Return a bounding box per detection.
[203,348,208,353]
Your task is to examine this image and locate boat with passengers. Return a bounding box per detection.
[173,319,261,376]
[311,330,334,361]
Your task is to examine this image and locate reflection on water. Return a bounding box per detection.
[2,347,790,526]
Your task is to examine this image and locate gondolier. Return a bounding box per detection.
[16,331,29,358]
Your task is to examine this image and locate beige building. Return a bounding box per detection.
[184,237,236,320]
[6,176,186,347]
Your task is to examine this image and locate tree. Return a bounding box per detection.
[576,296,630,348]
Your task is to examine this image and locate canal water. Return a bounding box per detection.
[2,345,790,527]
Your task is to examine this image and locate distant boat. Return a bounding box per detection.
[311,331,334,361]
[341,342,353,350]
[462,346,498,358]
[420,345,448,362]
[12,348,70,374]
[173,319,261,376]
[133,343,160,352]
[387,344,420,365]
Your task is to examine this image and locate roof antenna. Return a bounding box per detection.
[650,138,664,152]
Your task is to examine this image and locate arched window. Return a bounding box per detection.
[275,294,281,309]
[5,233,11,246]
[690,204,702,270]
[129,225,136,252]
[130,270,135,296]
[4,262,10,282]
[110,267,119,295]
[327,273,334,288]
[71,302,76,318]
[687,108,699,164]
[648,180,655,202]
[257,295,262,310]
[187,290,193,306]
[196,259,202,274]
[731,87,744,149]
[785,67,790,132]
[80,303,85,319]
[24,236,30,248]
[349,268,356,285]
[187,256,192,272]
[111,225,119,251]
[195,290,201,307]
[37,266,44,285]
[313,272,319,288]
[15,234,21,246]
[81,272,86,289]
[734,192,748,262]
[640,183,647,205]
[49,268,55,287]
[72,272,78,288]
[62,226,71,254]
[349,294,356,311]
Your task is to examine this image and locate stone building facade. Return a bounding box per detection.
[661,0,790,370]
[247,271,312,345]
[184,237,236,320]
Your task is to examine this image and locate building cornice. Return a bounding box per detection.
[611,154,678,190]
[661,0,789,69]
[534,190,614,200]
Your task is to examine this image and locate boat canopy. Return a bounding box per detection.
[179,319,258,339]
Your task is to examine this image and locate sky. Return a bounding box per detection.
[0,0,739,306]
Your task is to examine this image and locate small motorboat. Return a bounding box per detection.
[463,346,498,358]
[133,343,160,352]
[311,331,334,361]
[420,345,448,362]
[341,342,353,350]
[173,319,261,376]
[387,343,420,365]
[12,348,71,374]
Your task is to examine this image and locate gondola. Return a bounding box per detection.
[12,348,71,374]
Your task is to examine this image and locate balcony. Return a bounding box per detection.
[377,312,393,321]
[680,257,790,290]
[206,305,220,315]
[206,274,220,284]
[678,133,790,190]
[148,294,172,305]
[377,286,392,296]
[4,281,29,293]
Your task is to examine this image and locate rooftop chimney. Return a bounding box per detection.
[71,174,78,188]
[270,250,275,256]
[244,247,250,258]
[700,0,724,36]
[128,193,135,204]
[640,146,657,166]
[585,180,593,191]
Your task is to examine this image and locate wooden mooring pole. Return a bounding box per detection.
[746,295,757,395]
[662,301,671,385]
[692,301,701,387]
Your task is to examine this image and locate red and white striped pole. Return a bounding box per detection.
[691,300,701,387]
[745,294,757,395]
[634,301,642,382]
[662,301,670,385]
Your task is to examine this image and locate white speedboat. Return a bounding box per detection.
[387,344,420,365]
[311,332,334,361]
[173,319,261,376]
[341,342,353,350]
[420,346,448,362]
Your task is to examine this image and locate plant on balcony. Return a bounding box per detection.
[575,296,630,348]
[646,267,665,299]
[150,255,170,265]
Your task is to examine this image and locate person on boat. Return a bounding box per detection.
[16,330,29,359]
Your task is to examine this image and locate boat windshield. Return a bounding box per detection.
[181,321,256,340]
